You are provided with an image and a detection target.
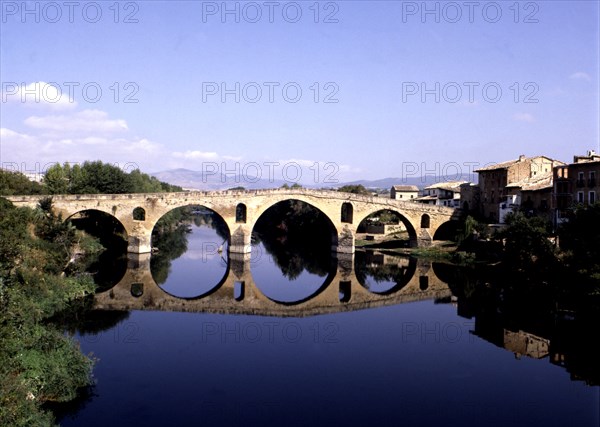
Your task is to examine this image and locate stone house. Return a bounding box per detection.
[390,185,419,201]
[475,155,564,223]
[554,150,600,224]
[415,181,466,208]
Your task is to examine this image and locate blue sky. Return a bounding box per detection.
[1,1,599,184]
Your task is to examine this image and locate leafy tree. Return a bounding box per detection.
[496,212,556,273]
[337,184,371,195]
[0,170,46,196]
[42,161,182,195]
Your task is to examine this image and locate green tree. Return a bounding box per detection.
[43,163,69,194]
[0,170,46,196]
[496,212,556,273]
[337,184,371,195]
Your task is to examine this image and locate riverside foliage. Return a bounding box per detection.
[0,198,99,426]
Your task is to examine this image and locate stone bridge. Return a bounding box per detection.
[93,252,452,317]
[6,189,460,254]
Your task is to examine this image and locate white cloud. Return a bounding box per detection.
[172,150,219,160]
[0,127,163,171]
[24,109,128,134]
[569,72,591,81]
[513,113,535,123]
[2,81,77,110]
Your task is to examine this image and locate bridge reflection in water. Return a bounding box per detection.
[94,252,451,317]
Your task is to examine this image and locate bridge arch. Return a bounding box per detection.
[354,207,419,246]
[151,204,231,249]
[65,208,129,242]
[250,197,340,253]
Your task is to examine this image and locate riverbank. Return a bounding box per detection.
[0,198,101,426]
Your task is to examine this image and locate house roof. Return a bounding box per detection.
[475,155,564,172]
[424,181,467,192]
[506,171,553,192]
[392,185,419,192]
[475,158,522,172]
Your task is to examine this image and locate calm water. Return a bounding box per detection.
[56,221,600,427]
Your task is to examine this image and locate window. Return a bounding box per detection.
[577,192,584,203]
[590,171,596,188]
[590,191,596,205]
[399,194,403,198]
[577,172,585,188]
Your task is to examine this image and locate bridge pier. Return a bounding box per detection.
[229,226,252,254]
[332,226,355,254]
[126,224,153,254]
[417,229,433,247]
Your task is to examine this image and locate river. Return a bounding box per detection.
[53,215,599,427]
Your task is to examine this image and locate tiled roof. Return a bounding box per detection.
[392,185,419,192]
[475,156,565,172]
[506,171,553,191]
[475,158,522,172]
[424,181,467,192]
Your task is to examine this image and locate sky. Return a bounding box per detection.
[1,0,599,185]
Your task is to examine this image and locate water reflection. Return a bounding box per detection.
[86,222,600,387]
[153,224,229,298]
[150,211,229,299]
[354,250,417,294]
[250,242,336,304]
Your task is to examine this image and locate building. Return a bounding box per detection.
[475,155,565,223]
[415,181,466,208]
[554,150,600,223]
[390,185,419,201]
[459,182,481,214]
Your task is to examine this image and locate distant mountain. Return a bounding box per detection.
[151,168,478,191]
[151,168,288,191]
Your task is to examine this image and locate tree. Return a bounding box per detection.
[0,170,46,196]
[44,164,69,194]
[496,212,556,273]
[337,184,371,195]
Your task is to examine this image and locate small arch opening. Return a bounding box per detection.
[421,214,430,229]
[341,202,353,224]
[133,207,146,221]
[339,281,351,302]
[131,282,144,297]
[419,276,429,291]
[234,281,245,301]
[236,203,247,223]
